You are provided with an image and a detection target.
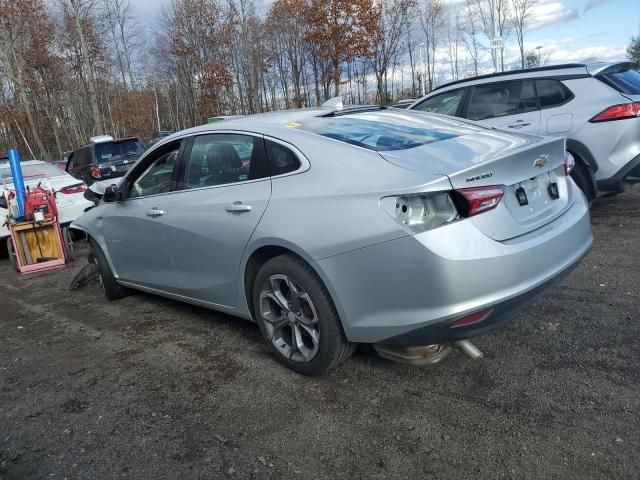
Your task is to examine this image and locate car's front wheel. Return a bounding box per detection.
[89,238,129,301]
[252,254,355,376]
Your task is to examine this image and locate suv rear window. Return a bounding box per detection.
[297,112,458,151]
[95,139,145,164]
[536,79,573,108]
[597,69,640,95]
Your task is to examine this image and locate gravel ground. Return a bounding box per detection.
[1,187,639,480]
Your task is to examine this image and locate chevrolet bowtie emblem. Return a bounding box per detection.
[534,155,549,168]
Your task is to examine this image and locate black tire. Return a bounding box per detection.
[62,227,74,263]
[6,238,19,272]
[89,238,129,301]
[252,254,355,376]
[570,160,596,205]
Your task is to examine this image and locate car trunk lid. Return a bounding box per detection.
[379,130,572,241]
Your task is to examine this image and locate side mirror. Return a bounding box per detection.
[102,185,122,203]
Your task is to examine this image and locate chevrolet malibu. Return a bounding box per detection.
[71,104,593,375]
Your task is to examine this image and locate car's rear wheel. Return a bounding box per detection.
[570,160,596,205]
[252,254,355,376]
[6,238,19,272]
[89,238,129,301]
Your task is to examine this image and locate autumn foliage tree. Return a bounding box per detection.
[307,0,379,97]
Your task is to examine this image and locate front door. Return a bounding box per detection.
[100,142,182,291]
[165,132,272,307]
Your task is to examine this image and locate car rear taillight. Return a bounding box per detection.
[453,185,507,217]
[589,102,640,122]
[564,151,575,176]
[59,183,87,195]
[390,192,459,233]
[90,165,101,179]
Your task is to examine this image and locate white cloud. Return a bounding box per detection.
[529,0,579,30]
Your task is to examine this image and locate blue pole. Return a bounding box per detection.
[8,149,26,219]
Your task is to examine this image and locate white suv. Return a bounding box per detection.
[409,61,640,202]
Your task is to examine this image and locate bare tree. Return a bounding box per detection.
[0,0,52,158]
[510,0,537,69]
[58,0,106,134]
[372,0,414,103]
[103,0,144,89]
[467,0,511,72]
[462,0,481,76]
[445,11,463,81]
[419,0,445,91]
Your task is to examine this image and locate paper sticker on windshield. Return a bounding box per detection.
[286,122,301,128]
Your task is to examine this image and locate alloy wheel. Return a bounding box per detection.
[259,274,320,363]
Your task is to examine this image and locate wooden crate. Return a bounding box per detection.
[10,219,66,274]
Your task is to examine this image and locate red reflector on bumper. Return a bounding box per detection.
[451,309,493,328]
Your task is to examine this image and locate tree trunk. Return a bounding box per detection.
[74,11,104,134]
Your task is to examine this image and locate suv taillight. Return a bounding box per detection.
[589,102,640,122]
[90,165,102,179]
[453,185,507,217]
[59,183,87,195]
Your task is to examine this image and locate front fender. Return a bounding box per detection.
[70,206,120,279]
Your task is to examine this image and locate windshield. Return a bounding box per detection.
[296,111,458,151]
[95,140,145,164]
[0,163,65,184]
[597,69,640,95]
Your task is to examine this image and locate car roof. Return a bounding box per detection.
[148,104,479,151]
[0,159,46,168]
[424,60,637,96]
[75,136,141,150]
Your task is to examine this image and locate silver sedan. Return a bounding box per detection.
[72,105,593,375]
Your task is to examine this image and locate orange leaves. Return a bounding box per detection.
[306,0,380,60]
[112,90,155,141]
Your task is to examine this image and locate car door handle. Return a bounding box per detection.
[225,202,252,213]
[146,208,164,217]
[508,119,531,128]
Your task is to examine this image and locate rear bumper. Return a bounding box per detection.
[378,254,582,346]
[316,190,593,345]
[597,152,640,194]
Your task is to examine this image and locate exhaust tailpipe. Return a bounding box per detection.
[454,339,483,359]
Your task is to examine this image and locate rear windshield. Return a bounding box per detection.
[95,139,145,164]
[597,69,640,95]
[0,163,64,183]
[296,112,458,151]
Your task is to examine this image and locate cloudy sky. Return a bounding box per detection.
[130,0,638,65]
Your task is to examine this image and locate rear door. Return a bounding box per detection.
[536,79,575,135]
[165,132,272,307]
[68,147,91,184]
[466,80,541,134]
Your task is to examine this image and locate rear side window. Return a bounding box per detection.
[536,79,573,108]
[413,89,465,116]
[265,140,301,176]
[95,140,145,164]
[182,134,269,189]
[597,69,640,95]
[297,113,458,151]
[467,81,522,120]
[74,148,91,167]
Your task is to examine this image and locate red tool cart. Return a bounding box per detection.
[4,178,74,274]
